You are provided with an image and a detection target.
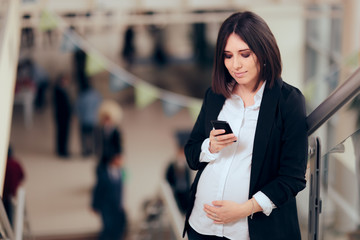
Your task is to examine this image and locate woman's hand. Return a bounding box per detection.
[209,129,237,153]
[203,200,254,224]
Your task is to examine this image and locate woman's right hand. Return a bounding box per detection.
[209,129,237,153]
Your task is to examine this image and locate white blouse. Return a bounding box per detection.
[189,82,275,239]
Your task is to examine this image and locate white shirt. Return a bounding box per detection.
[189,83,275,239]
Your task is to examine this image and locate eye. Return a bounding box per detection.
[241,51,251,58]
[224,53,232,59]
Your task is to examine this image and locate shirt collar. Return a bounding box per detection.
[230,81,266,108]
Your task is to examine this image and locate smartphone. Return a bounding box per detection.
[210,120,233,135]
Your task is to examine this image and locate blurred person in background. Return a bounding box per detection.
[73,48,88,93]
[96,100,124,166]
[192,19,212,68]
[91,113,127,240]
[165,130,191,215]
[91,147,127,240]
[121,26,136,68]
[17,58,50,110]
[30,60,50,110]
[147,23,167,67]
[75,80,102,157]
[3,145,25,226]
[183,11,308,240]
[53,74,72,158]
[21,14,34,49]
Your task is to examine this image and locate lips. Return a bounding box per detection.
[234,71,246,78]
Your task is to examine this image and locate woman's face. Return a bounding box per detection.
[224,33,261,89]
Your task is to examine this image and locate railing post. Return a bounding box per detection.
[0,198,15,240]
[308,137,322,240]
[14,188,25,240]
[160,181,186,240]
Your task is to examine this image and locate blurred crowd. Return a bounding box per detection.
[5,21,196,239]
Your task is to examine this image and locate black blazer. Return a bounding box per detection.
[184,78,308,240]
[95,127,123,164]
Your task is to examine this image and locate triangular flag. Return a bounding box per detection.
[134,82,159,109]
[109,73,131,92]
[60,30,78,53]
[345,50,360,68]
[85,52,106,76]
[303,81,316,103]
[39,10,58,32]
[188,99,202,121]
[162,100,183,117]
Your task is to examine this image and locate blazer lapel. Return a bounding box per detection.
[207,91,226,133]
[249,79,282,195]
[211,93,226,118]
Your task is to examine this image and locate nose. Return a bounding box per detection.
[233,55,242,69]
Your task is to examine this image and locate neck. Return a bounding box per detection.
[233,81,264,107]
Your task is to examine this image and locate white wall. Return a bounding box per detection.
[0,0,21,195]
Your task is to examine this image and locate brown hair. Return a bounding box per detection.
[212,11,282,98]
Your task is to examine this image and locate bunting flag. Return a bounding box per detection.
[109,73,131,92]
[51,9,204,119]
[134,82,159,109]
[303,81,316,103]
[162,100,183,117]
[345,50,360,68]
[188,99,202,121]
[39,10,58,32]
[85,52,106,76]
[60,30,78,53]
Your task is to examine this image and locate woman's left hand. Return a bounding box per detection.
[204,200,251,224]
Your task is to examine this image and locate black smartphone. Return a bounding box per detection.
[210,120,233,135]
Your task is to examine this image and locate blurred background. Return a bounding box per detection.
[0,0,360,239]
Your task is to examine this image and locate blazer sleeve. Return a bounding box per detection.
[261,87,308,207]
[184,89,211,170]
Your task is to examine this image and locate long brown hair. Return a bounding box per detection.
[212,11,282,98]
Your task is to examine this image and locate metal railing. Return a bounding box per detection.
[306,67,360,240]
[160,181,186,240]
[0,197,15,240]
[14,188,27,240]
[0,187,31,240]
[307,67,360,136]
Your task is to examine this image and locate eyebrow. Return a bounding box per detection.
[224,48,251,53]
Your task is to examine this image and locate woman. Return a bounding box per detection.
[184,11,308,240]
[92,99,127,239]
[95,99,123,165]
